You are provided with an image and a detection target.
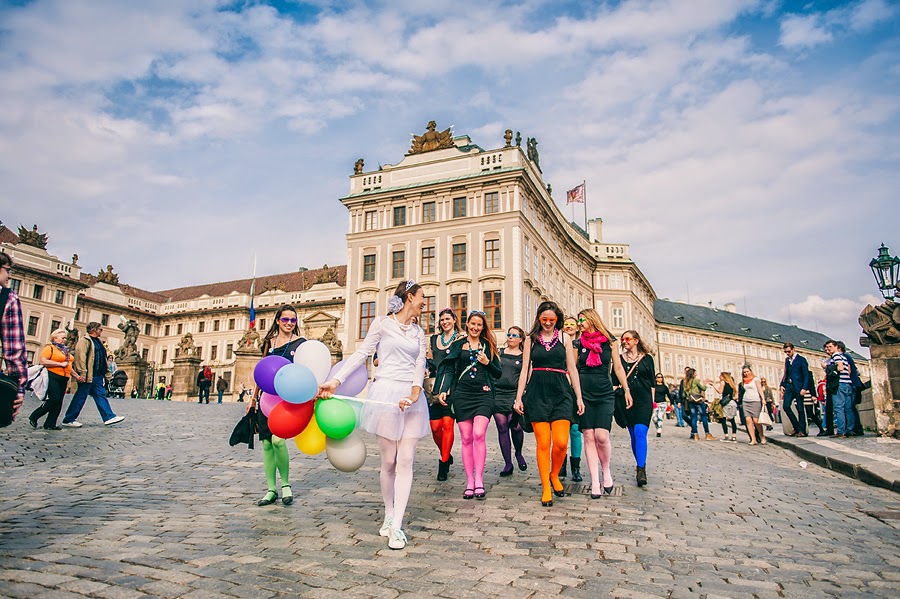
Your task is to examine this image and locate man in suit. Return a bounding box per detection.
[779,342,813,437]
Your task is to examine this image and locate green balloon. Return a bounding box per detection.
[315,398,357,439]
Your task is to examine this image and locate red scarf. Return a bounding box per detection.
[579,331,608,367]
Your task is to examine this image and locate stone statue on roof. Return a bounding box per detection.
[18,224,48,249]
[354,158,364,174]
[515,131,521,147]
[407,121,454,155]
[526,137,540,169]
[504,129,513,147]
[97,265,119,285]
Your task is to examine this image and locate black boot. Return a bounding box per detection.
[558,458,567,480]
[636,466,647,487]
[570,457,582,482]
[437,459,449,481]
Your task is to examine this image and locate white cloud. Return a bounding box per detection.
[786,295,882,326]
[779,14,833,49]
[849,0,896,31]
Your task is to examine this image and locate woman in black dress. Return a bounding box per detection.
[248,305,306,506]
[428,308,460,481]
[493,326,527,476]
[436,311,501,499]
[576,308,631,498]
[514,301,584,507]
[619,329,656,487]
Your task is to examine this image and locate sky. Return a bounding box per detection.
[1,0,898,353]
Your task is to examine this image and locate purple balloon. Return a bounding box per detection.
[259,392,283,418]
[327,360,369,397]
[254,355,291,396]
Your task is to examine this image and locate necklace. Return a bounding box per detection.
[468,342,482,379]
[538,329,560,351]
[391,314,412,332]
[440,330,457,346]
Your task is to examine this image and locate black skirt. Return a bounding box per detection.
[523,370,574,423]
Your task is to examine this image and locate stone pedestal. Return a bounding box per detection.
[171,355,202,403]
[869,343,900,439]
[233,347,262,396]
[117,356,149,397]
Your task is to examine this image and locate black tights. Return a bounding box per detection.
[721,418,737,435]
[494,412,525,469]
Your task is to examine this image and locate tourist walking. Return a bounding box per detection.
[216,376,227,403]
[197,366,212,404]
[708,372,738,443]
[0,252,26,425]
[249,304,306,507]
[684,368,714,440]
[319,280,429,550]
[779,342,813,437]
[573,308,628,498]
[823,340,861,438]
[62,322,125,427]
[672,381,685,427]
[29,328,73,430]
[619,330,655,487]
[436,311,501,500]
[558,316,583,482]
[760,378,776,431]
[513,301,584,507]
[652,374,668,437]
[427,308,460,481]
[739,366,766,444]
[492,326,527,476]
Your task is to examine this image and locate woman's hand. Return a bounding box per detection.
[438,392,448,406]
[513,398,524,415]
[476,352,489,365]
[399,394,418,411]
[317,379,339,399]
[576,399,585,416]
[624,389,634,409]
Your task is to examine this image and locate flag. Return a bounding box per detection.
[248,277,256,329]
[566,183,585,204]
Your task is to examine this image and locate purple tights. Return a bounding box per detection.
[494,412,525,470]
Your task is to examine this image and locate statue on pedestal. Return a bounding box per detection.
[320,326,343,359]
[116,318,140,360]
[354,158,365,174]
[237,327,261,351]
[407,121,454,155]
[65,323,79,351]
[177,332,196,357]
[18,224,48,249]
[97,265,119,285]
[504,129,513,147]
[860,300,900,346]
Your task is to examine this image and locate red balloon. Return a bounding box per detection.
[267,401,314,439]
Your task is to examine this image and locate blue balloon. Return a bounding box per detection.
[274,363,319,404]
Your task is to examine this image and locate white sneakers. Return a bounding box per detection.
[378,517,393,537]
[61,421,83,428]
[104,416,125,425]
[387,528,407,550]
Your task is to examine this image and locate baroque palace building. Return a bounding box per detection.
[0,122,868,399]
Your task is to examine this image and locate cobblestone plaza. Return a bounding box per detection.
[2,397,900,598]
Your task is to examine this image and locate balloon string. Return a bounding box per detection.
[330,393,406,407]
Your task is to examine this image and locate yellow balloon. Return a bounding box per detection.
[294,415,327,455]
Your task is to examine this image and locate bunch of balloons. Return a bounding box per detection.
[252,340,370,472]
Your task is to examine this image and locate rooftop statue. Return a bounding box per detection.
[504,129,513,147]
[354,158,364,174]
[97,264,119,285]
[407,121,454,155]
[18,224,48,249]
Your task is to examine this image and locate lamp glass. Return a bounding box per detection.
[869,244,900,299]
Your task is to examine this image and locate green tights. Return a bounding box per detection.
[262,437,291,501]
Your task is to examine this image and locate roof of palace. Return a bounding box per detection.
[155,265,348,302]
[0,225,19,244]
[654,299,865,360]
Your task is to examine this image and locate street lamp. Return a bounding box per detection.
[146,361,156,398]
[869,243,900,300]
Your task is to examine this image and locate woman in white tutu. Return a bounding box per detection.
[317,280,428,550]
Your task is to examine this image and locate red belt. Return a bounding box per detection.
[532,368,568,374]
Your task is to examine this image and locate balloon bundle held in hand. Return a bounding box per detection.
[252,339,370,472]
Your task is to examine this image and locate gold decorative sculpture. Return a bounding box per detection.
[407,121,454,155]
[97,265,119,285]
[504,129,513,147]
[354,158,365,174]
[18,224,48,249]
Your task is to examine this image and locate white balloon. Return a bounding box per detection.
[325,431,367,473]
[293,340,333,385]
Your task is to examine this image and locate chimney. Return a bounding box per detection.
[724,303,737,313]
[588,218,603,242]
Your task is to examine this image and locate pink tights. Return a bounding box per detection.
[457,415,490,490]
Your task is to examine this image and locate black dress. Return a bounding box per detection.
[576,338,615,430]
[493,349,523,415]
[437,338,502,421]
[428,333,456,420]
[523,337,575,423]
[621,353,656,428]
[257,337,306,441]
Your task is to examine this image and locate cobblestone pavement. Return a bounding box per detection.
[2,398,900,598]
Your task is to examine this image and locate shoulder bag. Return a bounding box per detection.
[613,354,644,428]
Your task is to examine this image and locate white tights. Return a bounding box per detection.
[377,435,419,530]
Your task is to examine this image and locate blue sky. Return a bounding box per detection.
[1,0,898,352]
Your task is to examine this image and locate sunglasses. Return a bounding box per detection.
[540,317,557,324]
[279,317,298,324]
[621,336,635,342]
[577,317,586,323]
[506,333,521,338]
[563,322,577,327]
[469,310,486,316]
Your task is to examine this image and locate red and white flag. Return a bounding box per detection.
[566,183,585,204]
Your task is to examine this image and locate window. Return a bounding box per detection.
[259,319,266,331]
[210,345,218,361]
[484,192,499,214]
[484,239,500,269]
[144,324,151,335]
[422,295,436,334]
[452,243,466,272]
[32,284,44,300]
[483,290,501,329]
[226,343,234,360]
[393,206,406,227]
[101,314,109,326]
[51,319,61,332]
[423,201,436,223]
[664,354,672,374]
[161,349,168,364]
[27,316,38,336]
[213,320,220,332]
[165,325,171,336]
[142,348,149,360]
[363,254,376,281]
[660,331,670,344]
[359,301,376,338]
[612,306,624,329]
[177,323,183,335]
[609,274,624,290]
[224,371,232,388]
[9,279,20,294]
[421,247,435,276]
[54,290,65,304]
[523,241,530,272]
[452,197,466,218]
[450,293,468,325]
[392,250,405,279]
[364,210,377,231]
[199,321,206,333]
[228,319,235,330]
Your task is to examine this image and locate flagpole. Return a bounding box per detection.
[582,179,588,233]
[249,253,257,329]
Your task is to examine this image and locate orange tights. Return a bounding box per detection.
[430,417,454,462]
[532,420,571,502]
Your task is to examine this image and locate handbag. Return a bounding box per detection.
[758,409,773,426]
[230,407,257,449]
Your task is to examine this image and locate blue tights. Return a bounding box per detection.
[569,424,583,458]
[627,424,649,468]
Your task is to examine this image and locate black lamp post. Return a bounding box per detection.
[869,244,900,300]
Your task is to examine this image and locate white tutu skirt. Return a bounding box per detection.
[359,378,429,441]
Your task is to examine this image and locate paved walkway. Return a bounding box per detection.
[2,398,900,598]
